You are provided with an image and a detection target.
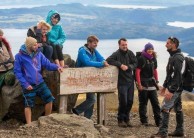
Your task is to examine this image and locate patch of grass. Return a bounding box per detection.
[75,90,194,119]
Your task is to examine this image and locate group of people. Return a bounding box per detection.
[0,9,185,138]
[72,36,185,138]
[0,10,65,124]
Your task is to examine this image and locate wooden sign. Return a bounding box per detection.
[60,66,118,95]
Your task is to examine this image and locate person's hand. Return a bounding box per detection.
[37,43,42,47]
[164,89,173,100]
[37,22,42,29]
[104,61,109,67]
[64,65,69,68]
[26,85,33,90]
[160,87,166,96]
[137,84,143,91]
[58,66,63,73]
[120,64,128,71]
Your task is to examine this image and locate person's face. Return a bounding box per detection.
[119,40,128,51]
[29,43,38,52]
[146,48,154,55]
[165,39,175,51]
[51,17,59,25]
[41,25,49,36]
[88,41,98,50]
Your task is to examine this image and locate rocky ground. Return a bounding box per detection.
[0,92,194,138]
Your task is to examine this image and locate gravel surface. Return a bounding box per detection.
[0,111,193,138]
[0,92,193,138]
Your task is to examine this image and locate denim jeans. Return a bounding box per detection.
[159,92,183,136]
[38,45,53,61]
[117,83,134,122]
[43,45,53,61]
[74,93,96,119]
[138,89,161,125]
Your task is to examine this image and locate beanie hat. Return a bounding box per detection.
[144,42,154,51]
[0,28,4,35]
[25,37,37,48]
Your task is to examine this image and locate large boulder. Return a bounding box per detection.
[0,54,77,122]
[0,114,102,138]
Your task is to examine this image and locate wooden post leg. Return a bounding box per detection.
[97,93,106,125]
[59,95,68,114]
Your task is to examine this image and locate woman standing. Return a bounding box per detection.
[135,42,161,127]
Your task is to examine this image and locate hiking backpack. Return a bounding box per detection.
[182,56,194,92]
[0,41,14,72]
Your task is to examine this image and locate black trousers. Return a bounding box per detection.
[138,89,161,125]
[51,44,64,61]
[117,83,134,122]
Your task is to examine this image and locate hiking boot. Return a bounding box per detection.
[168,131,185,137]
[156,122,161,127]
[125,121,133,127]
[118,121,127,128]
[72,108,79,115]
[150,132,167,138]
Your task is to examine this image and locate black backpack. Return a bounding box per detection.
[136,52,146,68]
[182,57,194,92]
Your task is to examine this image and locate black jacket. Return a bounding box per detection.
[137,55,157,87]
[106,49,137,85]
[163,49,184,93]
[27,26,50,46]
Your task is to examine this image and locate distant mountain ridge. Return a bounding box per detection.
[1,0,194,7]
[0,3,194,56]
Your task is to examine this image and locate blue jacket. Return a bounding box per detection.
[76,45,105,68]
[46,10,66,47]
[14,45,59,89]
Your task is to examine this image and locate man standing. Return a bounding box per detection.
[14,37,63,124]
[151,37,185,138]
[72,35,109,119]
[106,38,137,127]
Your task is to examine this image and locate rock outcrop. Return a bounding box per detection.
[0,113,102,138]
[0,54,78,122]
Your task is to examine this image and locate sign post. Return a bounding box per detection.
[59,66,118,125]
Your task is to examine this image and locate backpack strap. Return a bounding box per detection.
[172,53,185,74]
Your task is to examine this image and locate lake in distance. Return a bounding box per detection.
[3,29,172,85]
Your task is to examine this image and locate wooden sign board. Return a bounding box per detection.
[60,66,118,95]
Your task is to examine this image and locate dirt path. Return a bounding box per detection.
[92,92,194,138]
[0,92,194,138]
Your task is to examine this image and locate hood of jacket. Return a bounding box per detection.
[19,44,37,58]
[46,10,60,26]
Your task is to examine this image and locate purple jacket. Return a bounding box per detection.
[14,44,59,89]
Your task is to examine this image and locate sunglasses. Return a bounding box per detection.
[168,36,176,43]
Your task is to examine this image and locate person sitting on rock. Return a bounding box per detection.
[27,20,53,61]
[14,37,63,124]
[0,28,15,90]
[46,10,66,67]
